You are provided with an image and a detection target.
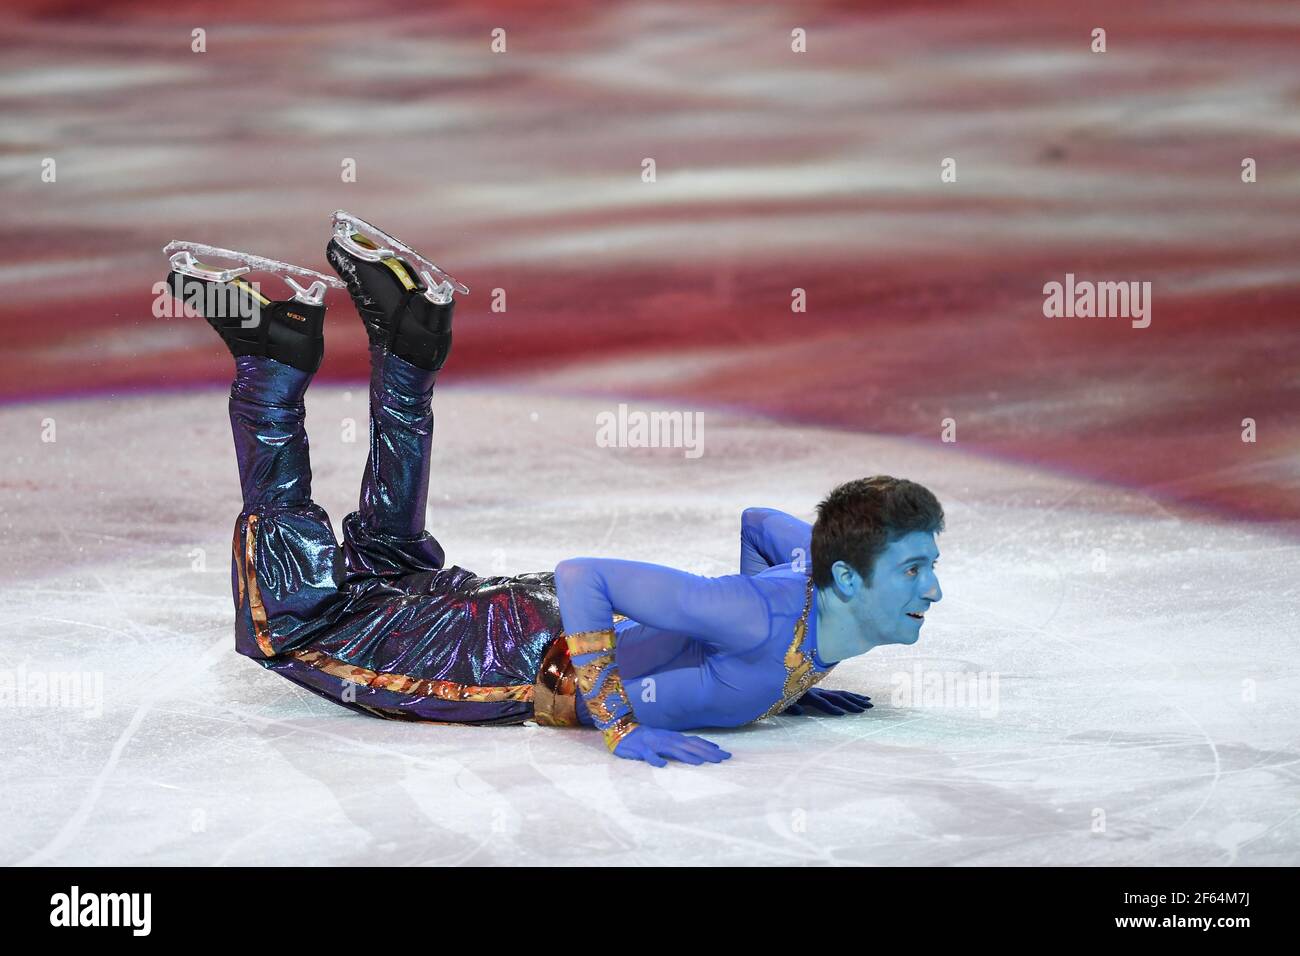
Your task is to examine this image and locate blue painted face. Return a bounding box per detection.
[852,530,942,646]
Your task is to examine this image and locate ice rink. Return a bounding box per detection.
[3,376,1297,866]
[3,0,1298,869]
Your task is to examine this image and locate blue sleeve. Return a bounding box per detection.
[739,507,812,575]
[554,557,771,653]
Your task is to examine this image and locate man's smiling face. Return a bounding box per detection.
[852,530,943,645]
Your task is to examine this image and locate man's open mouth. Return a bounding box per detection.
[906,612,924,620]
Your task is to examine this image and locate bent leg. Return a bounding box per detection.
[251,569,580,725]
[341,345,447,582]
[228,356,343,658]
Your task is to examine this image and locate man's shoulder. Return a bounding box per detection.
[746,568,812,608]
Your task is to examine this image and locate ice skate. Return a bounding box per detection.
[325,210,467,371]
[164,241,346,374]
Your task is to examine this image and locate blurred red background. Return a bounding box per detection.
[3,0,1297,523]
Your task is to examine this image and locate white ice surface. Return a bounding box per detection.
[1,384,1297,866]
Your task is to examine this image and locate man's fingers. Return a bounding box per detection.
[667,747,706,765]
[679,746,727,764]
[786,690,874,716]
[828,691,873,707]
[828,692,870,712]
[645,751,668,768]
[685,735,727,752]
[681,740,729,762]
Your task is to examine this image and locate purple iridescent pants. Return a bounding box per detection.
[227,348,588,727]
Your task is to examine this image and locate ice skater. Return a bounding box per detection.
[166,211,944,767]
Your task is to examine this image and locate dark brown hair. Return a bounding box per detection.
[811,476,945,588]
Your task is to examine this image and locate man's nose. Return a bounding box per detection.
[923,572,942,603]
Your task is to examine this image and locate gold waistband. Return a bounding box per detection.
[532,635,580,727]
[533,613,629,728]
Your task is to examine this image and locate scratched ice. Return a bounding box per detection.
[2,381,1297,866]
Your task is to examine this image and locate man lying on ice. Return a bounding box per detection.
[168,224,943,768]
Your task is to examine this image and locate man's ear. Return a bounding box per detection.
[830,559,863,598]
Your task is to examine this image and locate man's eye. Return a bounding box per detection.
[906,566,919,576]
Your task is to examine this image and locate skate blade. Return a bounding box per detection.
[331,209,469,303]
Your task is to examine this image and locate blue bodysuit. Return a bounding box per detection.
[554,509,837,729]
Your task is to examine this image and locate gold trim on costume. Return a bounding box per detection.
[570,650,614,697]
[602,714,639,752]
[565,628,617,655]
[532,637,580,727]
[756,575,827,721]
[585,666,630,725]
[232,522,246,609]
[564,626,640,743]
[244,514,275,658]
[288,648,536,703]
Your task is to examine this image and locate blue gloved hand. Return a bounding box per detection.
[783,688,872,716]
[613,726,732,767]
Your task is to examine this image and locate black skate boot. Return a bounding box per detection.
[162,242,344,374]
[325,215,458,372]
[167,269,326,375]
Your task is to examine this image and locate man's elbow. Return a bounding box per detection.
[553,557,595,593]
[740,507,768,533]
